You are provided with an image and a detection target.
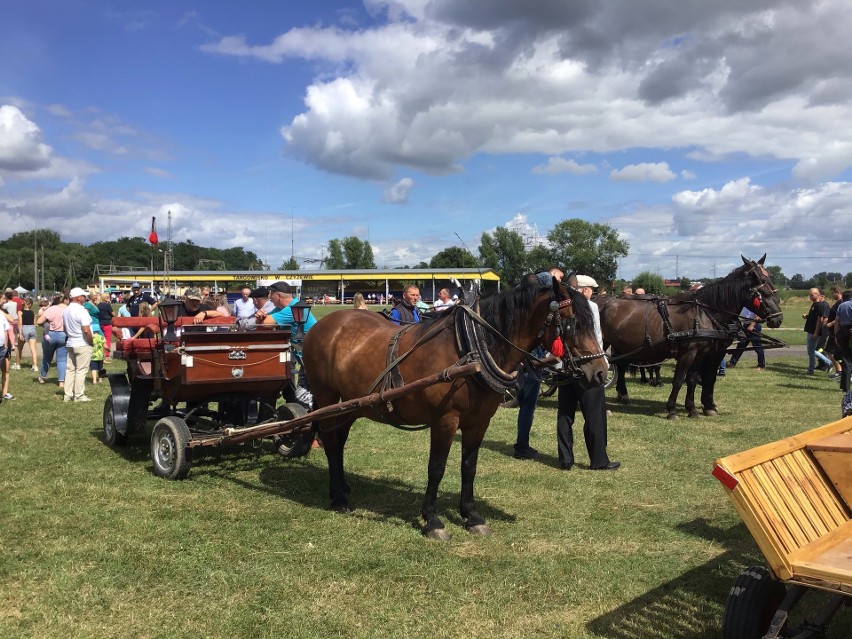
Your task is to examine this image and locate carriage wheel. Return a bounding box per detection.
[500,387,520,408]
[722,566,786,639]
[603,360,618,390]
[272,403,314,459]
[150,416,193,480]
[102,395,127,446]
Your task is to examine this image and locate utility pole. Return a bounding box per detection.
[33,231,38,298]
[675,254,679,280]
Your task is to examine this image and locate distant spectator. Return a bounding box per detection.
[353,293,368,310]
[36,294,68,387]
[803,287,831,375]
[2,290,20,370]
[90,331,106,384]
[16,298,39,372]
[634,287,646,295]
[215,292,231,316]
[97,293,114,360]
[622,285,633,296]
[825,285,845,380]
[432,288,455,312]
[62,287,94,403]
[0,304,14,401]
[125,282,158,317]
[234,287,257,327]
[728,307,766,370]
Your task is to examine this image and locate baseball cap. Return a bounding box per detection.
[249,287,269,298]
[575,275,599,288]
[131,281,141,288]
[69,287,87,298]
[268,281,292,294]
[184,287,202,300]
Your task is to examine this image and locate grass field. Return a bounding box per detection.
[2,307,849,638]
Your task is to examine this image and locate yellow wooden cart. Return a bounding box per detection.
[713,416,852,639]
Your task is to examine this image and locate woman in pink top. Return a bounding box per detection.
[36,294,69,386]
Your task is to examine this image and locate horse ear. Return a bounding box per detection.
[758,253,766,265]
[741,255,750,267]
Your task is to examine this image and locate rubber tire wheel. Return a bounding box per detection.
[150,416,193,480]
[722,566,786,639]
[273,403,313,459]
[103,395,128,446]
[500,387,520,408]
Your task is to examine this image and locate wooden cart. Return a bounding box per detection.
[713,416,852,639]
[107,315,480,480]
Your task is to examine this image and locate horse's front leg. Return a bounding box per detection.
[700,349,723,416]
[421,422,455,541]
[320,419,354,513]
[459,424,491,536]
[616,360,631,404]
[684,370,700,418]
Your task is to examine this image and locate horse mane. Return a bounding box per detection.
[690,263,751,308]
[476,276,595,359]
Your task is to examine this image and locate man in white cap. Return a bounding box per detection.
[556,274,620,470]
[63,287,94,402]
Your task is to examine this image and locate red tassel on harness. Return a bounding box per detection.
[550,338,565,358]
[753,296,760,310]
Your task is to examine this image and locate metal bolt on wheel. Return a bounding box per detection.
[150,416,192,480]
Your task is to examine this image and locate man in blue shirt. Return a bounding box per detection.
[263,281,315,405]
[390,285,421,325]
[263,281,316,332]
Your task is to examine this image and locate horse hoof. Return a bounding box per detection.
[688,411,700,418]
[466,524,492,537]
[667,412,678,420]
[703,408,718,417]
[331,502,353,514]
[424,527,452,542]
[618,395,631,405]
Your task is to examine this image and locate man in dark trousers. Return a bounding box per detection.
[556,274,620,471]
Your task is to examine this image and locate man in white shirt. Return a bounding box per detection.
[62,287,94,402]
[432,288,455,312]
[234,286,257,328]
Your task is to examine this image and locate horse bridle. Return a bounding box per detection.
[539,290,607,378]
[745,264,783,322]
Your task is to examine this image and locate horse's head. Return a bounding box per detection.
[741,254,783,328]
[534,276,608,388]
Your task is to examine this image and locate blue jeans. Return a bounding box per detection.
[730,325,766,368]
[40,330,67,382]
[514,371,542,451]
[806,333,831,373]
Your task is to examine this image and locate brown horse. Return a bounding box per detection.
[598,255,783,419]
[302,275,608,539]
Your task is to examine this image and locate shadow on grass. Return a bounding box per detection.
[201,447,517,535]
[587,518,763,639]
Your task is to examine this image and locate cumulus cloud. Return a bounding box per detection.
[0,105,54,172]
[610,162,677,182]
[382,177,414,203]
[202,0,852,182]
[681,169,696,179]
[532,156,597,175]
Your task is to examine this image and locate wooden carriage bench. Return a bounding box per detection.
[714,416,852,595]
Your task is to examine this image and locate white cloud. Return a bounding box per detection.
[382,177,414,203]
[0,105,53,172]
[202,0,852,182]
[532,156,597,175]
[610,162,676,182]
[681,169,696,179]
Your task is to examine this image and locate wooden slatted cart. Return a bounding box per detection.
[713,417,852,639]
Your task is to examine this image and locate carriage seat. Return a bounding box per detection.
[714,416,852,590]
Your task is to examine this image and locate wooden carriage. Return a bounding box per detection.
[713,417,852,638]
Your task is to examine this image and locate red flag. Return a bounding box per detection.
[148,217,159,245]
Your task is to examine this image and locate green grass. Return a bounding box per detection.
[1,347,850,637]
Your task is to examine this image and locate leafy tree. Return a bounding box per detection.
[789,273,807,290]
[326,240,345,269]
[280,256,299,270]
[845,272,852,288]
[679,277,692,290]
[631,271,666,295]
[340,236,376,269]
[765,265,786,288]
[429,246,480,269]
[478,227,529,286]
[546,219,628,284]
[526,245,555,274]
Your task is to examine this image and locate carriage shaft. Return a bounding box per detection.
[201,361,482,448]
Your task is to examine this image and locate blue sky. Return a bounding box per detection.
[2,0,851,281]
